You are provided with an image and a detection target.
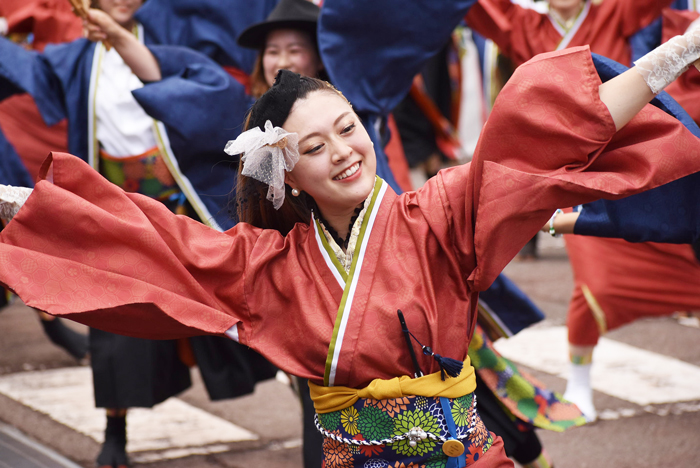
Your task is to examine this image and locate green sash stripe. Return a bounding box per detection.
[323,177,384,386]
[314,217,349,282]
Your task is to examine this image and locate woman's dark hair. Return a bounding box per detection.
[233,74,348,235]
[249,53,270,99]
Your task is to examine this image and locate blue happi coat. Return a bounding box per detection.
[0,31,250,230]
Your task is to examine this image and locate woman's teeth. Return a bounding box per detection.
[334,162,360,180]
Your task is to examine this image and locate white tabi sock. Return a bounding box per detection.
[563,362,597,422]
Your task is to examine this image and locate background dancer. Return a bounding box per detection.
[463,0,700,422]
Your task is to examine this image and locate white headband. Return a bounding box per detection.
[224,120,300,210]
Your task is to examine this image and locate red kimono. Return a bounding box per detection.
[466,0,675,67]
[565,236,700,346]
[1,48,700,389]
[563,9,700,347]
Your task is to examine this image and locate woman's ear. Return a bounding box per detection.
[285,172,297,191]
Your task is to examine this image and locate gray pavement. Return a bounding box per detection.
[0,234,698,467]
[0,423,82,468]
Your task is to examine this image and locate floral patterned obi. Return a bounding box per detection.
[99,147,180,201]
[316,393,494,468]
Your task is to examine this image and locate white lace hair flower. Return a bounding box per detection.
[224,120,300,210]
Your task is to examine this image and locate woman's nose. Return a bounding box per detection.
[276,51,291,69]
[331,139,352,163]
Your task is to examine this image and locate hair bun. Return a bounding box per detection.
[249,70,302,131]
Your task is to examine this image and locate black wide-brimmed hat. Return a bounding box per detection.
[237,0,320,50]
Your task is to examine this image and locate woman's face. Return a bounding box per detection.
[263,29,324,87]
[97,0,143,27]
[284,91,377,217]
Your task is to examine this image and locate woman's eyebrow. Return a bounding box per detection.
[299,112,350,144]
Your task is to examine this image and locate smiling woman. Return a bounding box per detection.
[237,0,325,98]
[2,17,700,468]
[232,74,377,241]
[284,91,376,240]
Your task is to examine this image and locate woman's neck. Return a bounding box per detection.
[320,207,357,242]
[550,2,584,23]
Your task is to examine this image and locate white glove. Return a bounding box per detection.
[0,185,33,221]
[634,23,700,95]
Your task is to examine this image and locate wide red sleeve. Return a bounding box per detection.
[0,153,273,342]
[465,0,547,66]
[437,46,700,292]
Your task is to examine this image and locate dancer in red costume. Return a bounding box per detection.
[3,10,700,468]
[467,0,700,422]
[466,0,675,68]
[546,12,700,422]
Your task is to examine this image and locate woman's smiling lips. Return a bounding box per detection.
[333,161,362,181]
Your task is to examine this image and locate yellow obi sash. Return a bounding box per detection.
[309,358,476,414]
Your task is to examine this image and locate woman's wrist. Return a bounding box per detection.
[634,25,700,95]
[541,210,580,236]
[548,209,563,237]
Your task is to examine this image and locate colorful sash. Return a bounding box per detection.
[309,359,476,414]
[468,324,587,432]
[99,147,181,204]
[316,393,493,468]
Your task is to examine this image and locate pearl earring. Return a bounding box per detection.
[291,188,300,197]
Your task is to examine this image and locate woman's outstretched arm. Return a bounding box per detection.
[598,68,655,131]
[600,23,700,130]
[83,9,162,82]
[544,25,700,234]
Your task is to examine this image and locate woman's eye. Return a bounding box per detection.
[341,123,356,134]
[305,144,324,155]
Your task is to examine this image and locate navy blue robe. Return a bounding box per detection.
[0,130,33,188]
[134,0,278,72]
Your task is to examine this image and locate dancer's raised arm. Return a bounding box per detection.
[84,9,161,81]
[541,25,700,236]
[599,24,700,130]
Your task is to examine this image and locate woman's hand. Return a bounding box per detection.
[83,9,127,47]
[83,9,162,82]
